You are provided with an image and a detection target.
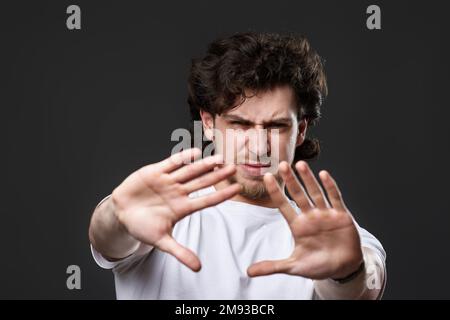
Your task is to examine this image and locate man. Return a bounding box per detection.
[89,32,386,299]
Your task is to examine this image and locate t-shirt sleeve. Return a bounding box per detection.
[90,243,148,270]
[354,220,386,264]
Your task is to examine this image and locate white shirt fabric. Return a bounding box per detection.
[91,186,386,300]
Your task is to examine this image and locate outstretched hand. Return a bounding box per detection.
[112,148,241,272]
[247,161,363,280]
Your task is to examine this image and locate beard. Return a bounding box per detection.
[226,172,284,200]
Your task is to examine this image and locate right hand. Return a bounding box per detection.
[111,148,241,272]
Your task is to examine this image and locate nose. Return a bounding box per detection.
[246,126,270,160]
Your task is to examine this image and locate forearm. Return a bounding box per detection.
[313,246,386,300]
[88,195,141,260]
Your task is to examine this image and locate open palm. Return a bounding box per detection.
[247,161,363,280]
[112,148,241,272]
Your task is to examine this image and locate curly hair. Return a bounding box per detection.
[187,32,328,161]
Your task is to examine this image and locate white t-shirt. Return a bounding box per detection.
[91,186,386,300]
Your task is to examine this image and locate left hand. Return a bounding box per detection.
[247,160,363,280]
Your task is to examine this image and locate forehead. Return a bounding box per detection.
[222,85,297,121]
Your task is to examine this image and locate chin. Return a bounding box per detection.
[235,175,269,200]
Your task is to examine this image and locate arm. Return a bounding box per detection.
[89,195,148,261]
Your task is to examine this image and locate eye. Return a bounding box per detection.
[267,123,288,129]
[230,121,251,128]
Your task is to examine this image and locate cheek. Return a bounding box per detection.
[271,131,297,160]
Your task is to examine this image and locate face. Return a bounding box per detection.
[201,85,307,201]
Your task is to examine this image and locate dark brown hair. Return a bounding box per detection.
[187,32,328,161]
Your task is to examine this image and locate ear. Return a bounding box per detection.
[295,118,308,147]
[199,110,214,141]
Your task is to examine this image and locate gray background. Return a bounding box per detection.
[1,0,449,299]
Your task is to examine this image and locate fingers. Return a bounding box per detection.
[263,172,298,224]
[188,183,242,212]
[295,161,331,210]
[171,154,224,183]
[278,161,314,213]
[154,148,202,173]
[156,235,202,272]
[319,170,347,211]
[183,164,237,194]
[247,259,293,277]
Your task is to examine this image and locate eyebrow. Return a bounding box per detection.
[222,114,293,126]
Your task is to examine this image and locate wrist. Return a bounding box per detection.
[332,260,365,284]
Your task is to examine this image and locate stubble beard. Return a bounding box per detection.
[226,173,284,200]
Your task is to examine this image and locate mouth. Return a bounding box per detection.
[238,163,271,177]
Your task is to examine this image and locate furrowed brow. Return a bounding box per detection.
[223,115,253,124]
[223,115,292,126]
[263,118,292,126]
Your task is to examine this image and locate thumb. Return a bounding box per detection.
[156,236,201,272]
[247,259,292,277]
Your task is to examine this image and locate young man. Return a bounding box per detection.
[89,32,386,299]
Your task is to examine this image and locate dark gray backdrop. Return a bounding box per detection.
[1,0,449,299]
